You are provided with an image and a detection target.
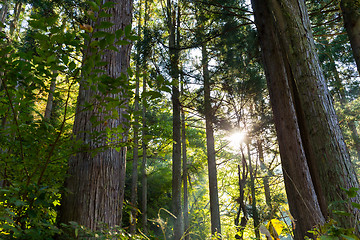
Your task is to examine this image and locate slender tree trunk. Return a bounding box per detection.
[247,143,260,239]
[130,0,143,233]
[130,63,140,235]
[329,53,360,161]
[257,140,272,209]
[44,73,57,120]
[181,85,190,240]
[267,0,360,230]
[252,1,325,239]
[0,0,9,32]
[141,71,148,234]
[341,0,360,74]
[167,0,183,238]
[235,151,248,240]
[9,1,23,37]
[202,43,221,237]
[59,0,132,231]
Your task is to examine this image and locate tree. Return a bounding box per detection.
[341,0,360,74]
[59,0,133,231]
[166,0,183,238]
[252,0,360,238]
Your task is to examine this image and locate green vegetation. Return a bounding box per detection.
[1,0,360,239]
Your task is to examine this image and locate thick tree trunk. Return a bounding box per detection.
[268,0,360,230]
[341,0,360,74]
[60,0,132,231]
[202,43,221,238]
[252,1,325,239]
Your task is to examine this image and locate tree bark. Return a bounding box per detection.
[60,0,132,231]
[247,143,260,239]
[235,152,248,240]
[44,73,57,120]
[252,1,325,238]
[130,60,140,235]
[141,69,148,234]
[181,85,190,240]
[202,43,222,238]
[268,0,360,230]
[167,0,183,238]
[341,0,360,74]
[253,0,360,236]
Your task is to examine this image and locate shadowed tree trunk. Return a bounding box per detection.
[235,151,248,240]
[202,42,221,237]
[247,142,260,239]
[252,0,325,238]
[252,0,360,237]
[341,0,360,74]
[59,0,132,231]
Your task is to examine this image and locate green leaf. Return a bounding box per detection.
[96,21,114,29]
[127,35,140,41]
[69,61,76,71]
[87,1,100,12]
[47,54,56,64]
[125,25,131,37]
[98,11,112,18]
[332,210,351,216]
[115,29,124,39]
[105,33,116,45]
[340,234,357,240]
[90,40,99,48]
[102,1,116,9]
[115,40,130,45]
[351,202,360,209]
[92,31,110,38]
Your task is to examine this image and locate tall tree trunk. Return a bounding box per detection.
[130,0,143,234]
[141,70,148,234]
[167,0,183,238]
[252,1,325,239]
[341,0,360,74]
[202,43,221,237]
[59,0,132,231]
[253,0,360,236]
[267,0,360,230]
[130,60,140,235]
[181,85,190,240]
[247,143,260,239]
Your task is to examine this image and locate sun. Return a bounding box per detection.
[227,130,246,149]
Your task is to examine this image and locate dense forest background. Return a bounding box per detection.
[1,0,360,239]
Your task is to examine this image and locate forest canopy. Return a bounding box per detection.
[1,0,360,239]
